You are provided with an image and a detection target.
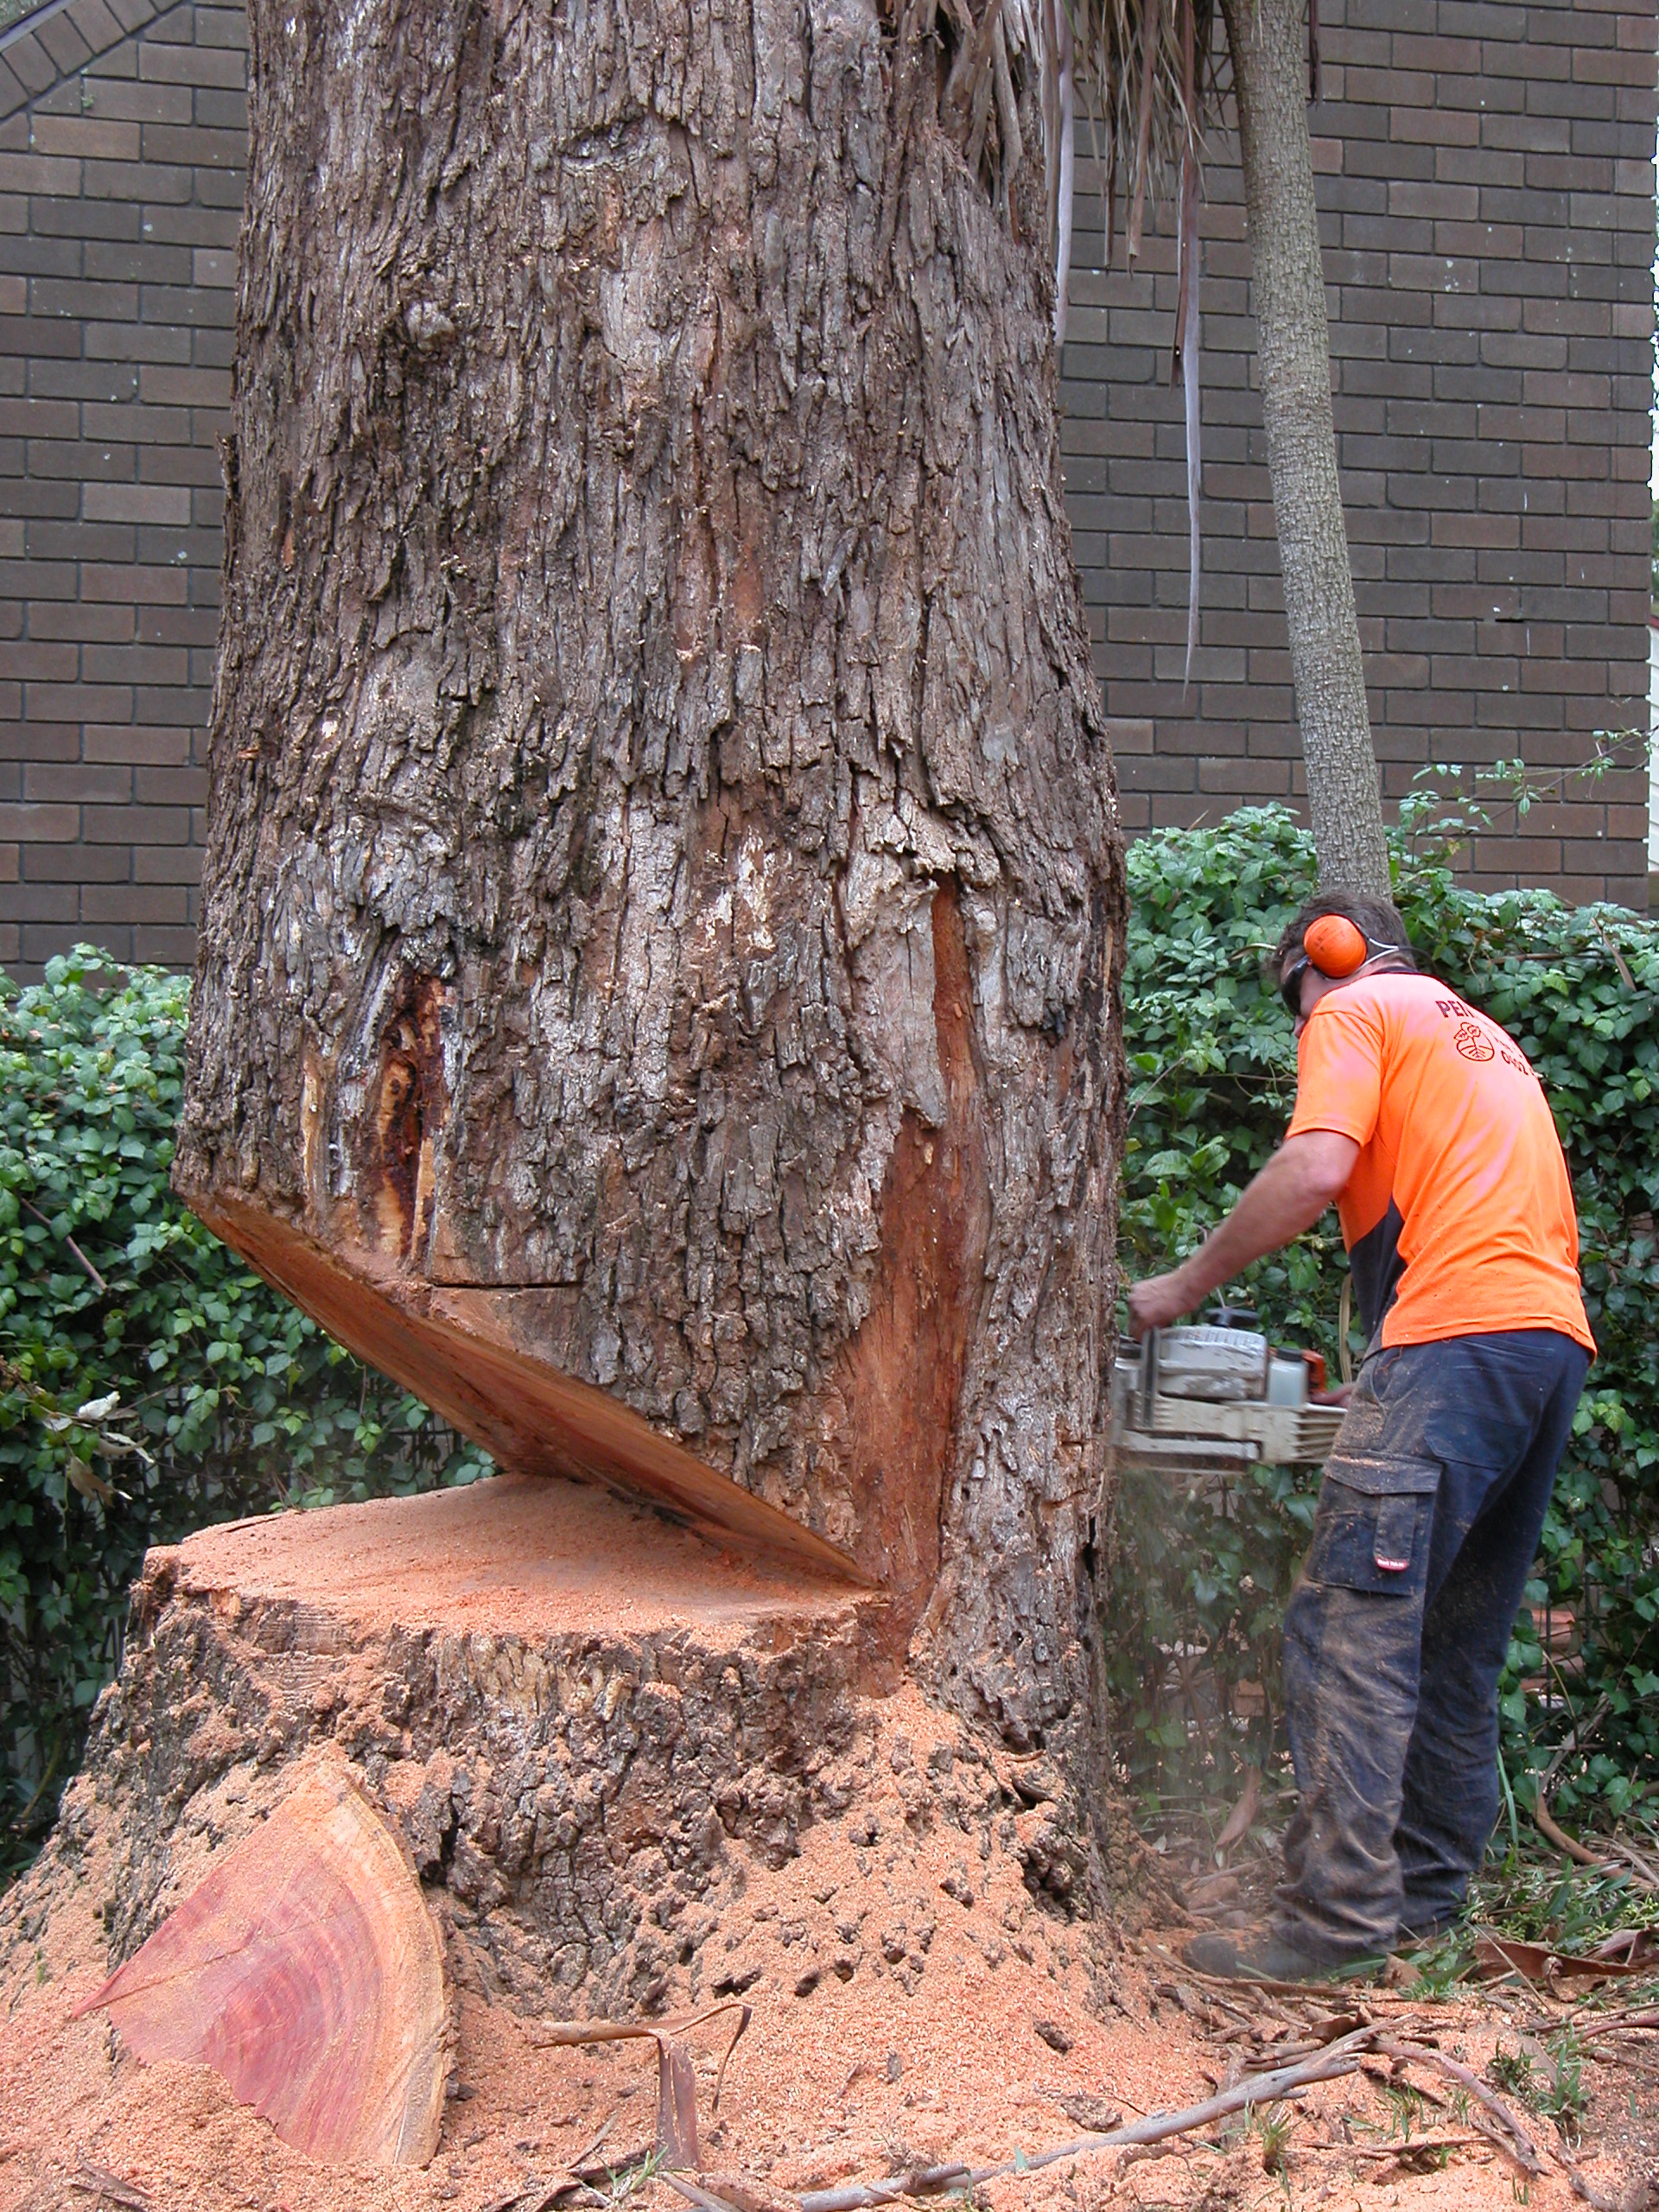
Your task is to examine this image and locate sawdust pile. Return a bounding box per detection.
[3,1678,1651,2212]
[0,1478,1653,2210]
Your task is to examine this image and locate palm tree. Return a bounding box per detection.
[1031,0,1391,890]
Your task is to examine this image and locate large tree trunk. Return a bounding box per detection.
[175,0,1125,1782]
[1220,0,1390,896]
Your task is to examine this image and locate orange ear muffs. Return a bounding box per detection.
[1304,913,1370,977]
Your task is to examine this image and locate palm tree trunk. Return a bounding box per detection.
[1220,0,1390,895]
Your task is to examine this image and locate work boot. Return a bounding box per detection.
[1181,1929,1382,1986]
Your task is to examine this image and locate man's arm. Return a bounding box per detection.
[1126,1130,1359,1338]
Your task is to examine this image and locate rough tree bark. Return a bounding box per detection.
[174,0,1126,1783]
[1218,0,1391,896]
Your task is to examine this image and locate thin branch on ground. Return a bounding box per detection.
[1573,2007,1659,2039]
[1535,1796,1616,1874]
[1373,2038,1541,2179]
[772,2027,1385,2212]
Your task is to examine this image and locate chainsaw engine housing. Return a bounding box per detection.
[1109,1323,1345,1484]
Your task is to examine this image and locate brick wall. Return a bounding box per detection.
[1060,0,1658,903]
[0,0,243,971]
[0,0,1655,974]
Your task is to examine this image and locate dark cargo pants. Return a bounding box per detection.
[1273,1328,1589,1962]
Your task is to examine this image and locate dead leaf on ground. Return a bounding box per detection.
[1212,1766,1262,1860]
[1182,1870,1241,1913]
[1592,1928,1659,1967]
[529,2004,753,2171]
[1472,1934,1651,1987]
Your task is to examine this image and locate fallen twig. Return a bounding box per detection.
[1359,2058,1449,2110]
[1374,2038,1541,2178]
[68,2166,149,2212]
[18,1198,109,1294]
[1559,2158,1628,2212]
[791,2025,1382,2211]
[1535,1795,1615,1872]
[1299,2133,1492,2163]
[1540,1695,1612,1794]
[571,2118,618,2171]
[665,2181,745,2212]
[1574,2006,1659,2039]
[1605,1834,1659,1895]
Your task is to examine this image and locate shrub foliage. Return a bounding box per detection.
[0,950,487,1869]
[1114,804,1659,1829]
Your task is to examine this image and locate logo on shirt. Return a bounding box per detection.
[1453,1021,1495,1062]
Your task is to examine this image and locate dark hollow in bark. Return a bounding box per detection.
[175,0,1126,1769]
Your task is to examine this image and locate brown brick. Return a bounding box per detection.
[80,721,189,765]
[82,881,185,923]
[23,762,133,804]
[80,802,188,844]
[0,803,79,840]
[29,116,143,161]
[81,481,191,524]
[130,923,196,963]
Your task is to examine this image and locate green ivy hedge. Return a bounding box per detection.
[0,950,489,1872]
[1114,804,1659,1832]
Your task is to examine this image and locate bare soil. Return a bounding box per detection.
[1,1480,1654,2212]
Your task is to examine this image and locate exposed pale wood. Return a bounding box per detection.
[76,1760,446,2167]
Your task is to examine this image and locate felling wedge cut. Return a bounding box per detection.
[73,1759,447,2167]
[189,1188,868,1589]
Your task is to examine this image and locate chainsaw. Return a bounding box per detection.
[1107,1311,1345,1484]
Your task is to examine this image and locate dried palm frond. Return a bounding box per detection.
[939,0,1290,683]
[1061,0,1219,684]
[971,0,1224,684]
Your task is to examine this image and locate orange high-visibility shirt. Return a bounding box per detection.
[1285,971,1594,1354]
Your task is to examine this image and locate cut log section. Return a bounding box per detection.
[1,1473,1115,2211]
[75,1759,446,2167]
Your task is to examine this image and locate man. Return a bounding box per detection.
[1128,891,1592,1981]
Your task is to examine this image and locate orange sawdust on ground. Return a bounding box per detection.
[0,1483,1652,2209]
[3,1718,1649,2212]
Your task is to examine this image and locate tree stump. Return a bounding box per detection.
[0,1476,1175,2207]
[6,1477,1094,2031]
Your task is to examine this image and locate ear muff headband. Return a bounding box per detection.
[1303,913,1370,978]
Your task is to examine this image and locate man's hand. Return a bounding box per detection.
[1127,1269,1198,1338]
[1123,1132,1360,1346]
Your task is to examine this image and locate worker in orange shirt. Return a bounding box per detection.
[1128,892,1593,1982]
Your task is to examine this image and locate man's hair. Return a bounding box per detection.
[1272,893,1417,975]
